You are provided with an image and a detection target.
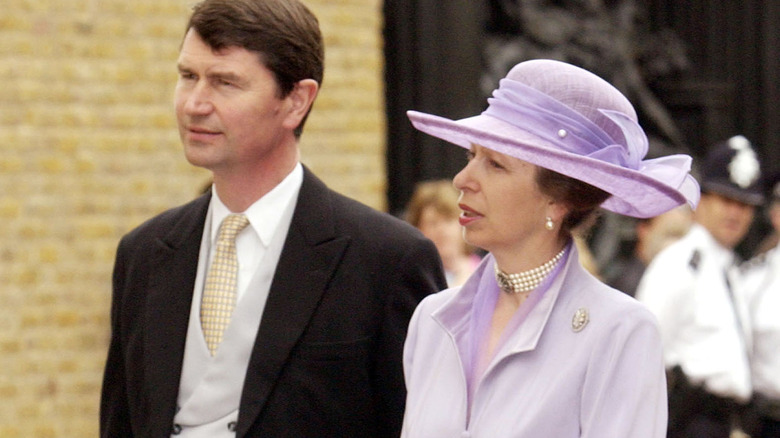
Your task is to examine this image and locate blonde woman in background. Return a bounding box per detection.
[407,180,482,287]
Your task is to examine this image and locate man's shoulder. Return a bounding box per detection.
[122,194,209,243]
[328,190,429,247]
[329,191,405,224]
[652,230,699,266]
[302,173,424,241]
[638,234,703,292]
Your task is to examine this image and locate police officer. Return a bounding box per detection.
[636,135,765,438]
[742,175,780,438]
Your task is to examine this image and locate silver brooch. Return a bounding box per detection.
[572,307,589,332]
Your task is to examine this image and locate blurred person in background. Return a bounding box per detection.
[605,205,693,297]
[742,175,780,438]
[637,135,765,438]
[406,180,482,287]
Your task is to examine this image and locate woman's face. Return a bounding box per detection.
[417,205,465,263]
[453,144,555,256]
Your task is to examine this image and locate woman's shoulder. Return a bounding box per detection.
[416,286,461,313]
[560,266,659,329]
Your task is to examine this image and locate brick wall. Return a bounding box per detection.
[0,1,386,436]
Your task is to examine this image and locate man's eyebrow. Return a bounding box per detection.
[175,65,245,84]
[208,71,244,83]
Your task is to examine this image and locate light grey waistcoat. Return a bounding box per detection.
[172,210,292,437]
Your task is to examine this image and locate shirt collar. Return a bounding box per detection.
[209,163,303,247]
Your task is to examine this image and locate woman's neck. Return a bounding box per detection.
[492,237,568,274]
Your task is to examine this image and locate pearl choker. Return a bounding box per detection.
[494,248,566,294]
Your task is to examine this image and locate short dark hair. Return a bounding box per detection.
[535,167,611,236]
[186,0,324,137]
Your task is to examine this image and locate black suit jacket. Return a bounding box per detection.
[100,167,447,437]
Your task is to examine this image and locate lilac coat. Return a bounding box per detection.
[402,246,667,437]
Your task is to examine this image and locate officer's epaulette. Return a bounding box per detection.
[688,249,701,272]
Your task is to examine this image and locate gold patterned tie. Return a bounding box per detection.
[201,214,250,356]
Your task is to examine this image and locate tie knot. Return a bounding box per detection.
[218,214,250,242]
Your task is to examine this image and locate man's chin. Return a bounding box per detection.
[183,147,217,170]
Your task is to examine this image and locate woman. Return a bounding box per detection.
[406,180,482,286]
[401,59,699,437]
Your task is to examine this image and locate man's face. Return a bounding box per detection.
[770,201,780,234]
[637,206,692,263]
[174,29,297,176]
[695,192,755,249]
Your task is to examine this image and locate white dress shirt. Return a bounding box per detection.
[205,163,303,302]
[636,224,752,401]
[742,246,780,400]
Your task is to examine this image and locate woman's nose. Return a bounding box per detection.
[453,159,475,192]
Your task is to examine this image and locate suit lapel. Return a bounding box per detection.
[237,168,350,437]
[144,195,210,437]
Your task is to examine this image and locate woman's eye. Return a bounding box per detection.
[489,159,504,169]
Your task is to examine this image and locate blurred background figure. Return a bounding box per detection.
[637,135,765,438]
[742,174,780,438]
[605,205,693,297]
[573,235,603,279]
[751,175,780,256]
[406,180,482,287]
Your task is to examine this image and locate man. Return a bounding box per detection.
[606,205,693,297]
[742,176,780,438]
[99,1,447,437]
[636,135,764,437]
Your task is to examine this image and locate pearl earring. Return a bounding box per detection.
[545,217,554,231]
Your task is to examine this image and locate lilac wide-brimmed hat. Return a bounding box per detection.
[407,59,700,218]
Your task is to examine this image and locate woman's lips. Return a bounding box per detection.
[458,203,482,226]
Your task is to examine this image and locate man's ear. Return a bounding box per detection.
[282,79,319,130]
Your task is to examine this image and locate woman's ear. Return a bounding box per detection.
[547,200,569,226]
[282,79,319,130]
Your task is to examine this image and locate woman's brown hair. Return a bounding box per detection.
[535,167,611,236]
